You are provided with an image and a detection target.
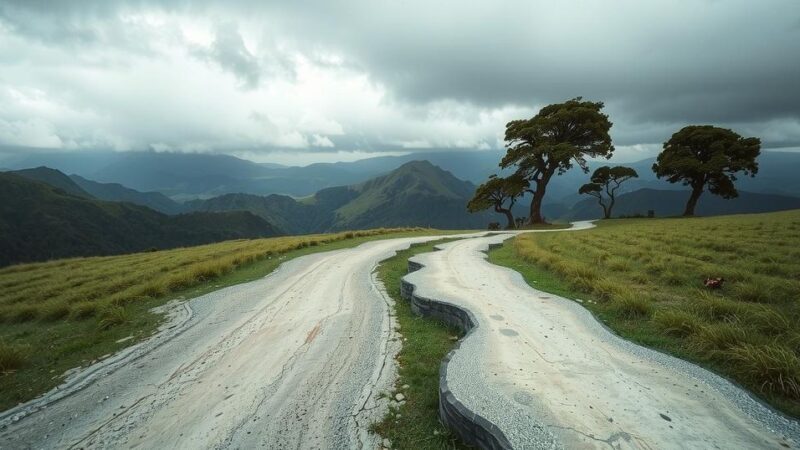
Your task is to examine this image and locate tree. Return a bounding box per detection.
[652,125,761,216]
[467,174,527,229]
[578,166,638,219]
[501,98,614,224]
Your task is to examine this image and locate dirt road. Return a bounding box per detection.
[0,236,465,449]
[404,231,799,449]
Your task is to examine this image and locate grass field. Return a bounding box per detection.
[489,209,800,417]
[0,227,465,411]
[372,239,469,450]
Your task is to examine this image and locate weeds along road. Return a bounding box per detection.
[405,229,799,449]
[0,235,479,449]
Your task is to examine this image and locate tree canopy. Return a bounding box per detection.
[578,166,638,219]
[501,97,614,224]
[652,125,760,216]
[467,174,527,229]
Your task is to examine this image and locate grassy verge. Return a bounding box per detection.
[488,210,800,417]
[372,239,470,450]
[0,228,471,411]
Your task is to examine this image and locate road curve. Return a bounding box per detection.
[0,235,474,449]
[404,229,799,449]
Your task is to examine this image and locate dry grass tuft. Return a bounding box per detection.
[613,294,652,319]
[725,344,800,398]
[653,310,700,337]
[0,341,26,373]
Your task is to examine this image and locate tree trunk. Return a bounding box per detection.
[606,196,615,219]
[503,209,515,229]
[495,205,515,230]
[528,181,547,224]
[683,187,703,216]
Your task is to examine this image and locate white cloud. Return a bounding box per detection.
[0,118,62,147]
[0,1,798,164]
[311,134,334,147]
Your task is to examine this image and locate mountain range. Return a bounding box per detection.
[0,171,280,266]
[185,161,493,232]
[4,148,799,202]
[0,161,494,266]
[3,149,799,266]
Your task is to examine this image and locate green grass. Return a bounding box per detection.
[372,239,470,450]
[489,209,800,417]
[0,227,471,411]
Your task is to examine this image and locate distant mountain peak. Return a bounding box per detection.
[9,166,92,198]
[355,159,475,199]
[185,159,492,233]
[397,159,437,169]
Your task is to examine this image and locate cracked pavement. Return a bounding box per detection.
[0,236,467,449]
[404,226,799,449]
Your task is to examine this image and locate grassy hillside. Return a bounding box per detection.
[490,210,800,416]
[0,227,455,411]
[0,173,282,266]
[333,160,489,230]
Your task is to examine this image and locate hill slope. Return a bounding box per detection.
[563,188,800,220]
[10,167,92,198]
[332,160,488,230]
[0,173,281,266]
[184,189,357,234]
[70,175,184,214]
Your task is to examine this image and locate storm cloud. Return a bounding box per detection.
[0,0,798,164]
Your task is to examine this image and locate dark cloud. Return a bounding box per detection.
[194,22,262,89]
[286,2,800,125]
[0,0,798,158]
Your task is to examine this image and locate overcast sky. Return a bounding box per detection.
[1,0,798,165]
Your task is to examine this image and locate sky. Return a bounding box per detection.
[0,0,798,166]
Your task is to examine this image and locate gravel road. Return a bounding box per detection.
[0,235,469,449]
[404,228,799,449]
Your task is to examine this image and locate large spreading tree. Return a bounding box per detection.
[578,166,638,219]
[467,174,527,229]
[501,98,614,224]
[652,125,761,216]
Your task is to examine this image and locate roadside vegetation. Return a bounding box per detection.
[372,239,470,450]
[489,210,800,417]
[0,227,463,411]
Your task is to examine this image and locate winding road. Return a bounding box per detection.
[1,225,797,449]
[0,236,467,449]
[404,228,799,449]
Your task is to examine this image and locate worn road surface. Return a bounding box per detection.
[0,235,469,450]
[405,228,799,449]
